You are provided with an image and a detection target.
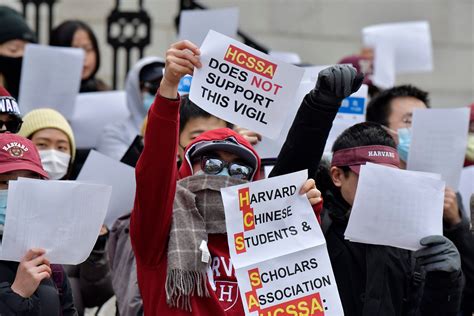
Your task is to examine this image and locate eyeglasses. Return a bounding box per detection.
[200,156,254,180]
[0,119,22,133]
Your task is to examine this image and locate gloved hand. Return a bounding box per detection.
[414,235,461,273]
[310,64,364,110]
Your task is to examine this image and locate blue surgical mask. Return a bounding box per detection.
[143,92,155,112]
[397,128,411,162]
[0,190,7,226]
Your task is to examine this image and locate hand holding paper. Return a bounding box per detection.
[11,248,52,298]
[161,40,202,98]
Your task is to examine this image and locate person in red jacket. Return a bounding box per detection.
[130,40,322,316]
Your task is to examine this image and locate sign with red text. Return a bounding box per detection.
[236,247,344,316]
[221,170,344,315]
[190,30,304,139]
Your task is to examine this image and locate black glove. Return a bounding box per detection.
[414,235,461,273]
[310,64,364,111]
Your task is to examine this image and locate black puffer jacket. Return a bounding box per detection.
[270,87,464,315]
[0,260,77,315]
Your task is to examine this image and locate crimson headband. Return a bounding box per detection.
[331,145,400,174]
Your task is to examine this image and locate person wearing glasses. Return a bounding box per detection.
[129,40,321,316]
[0,86,22,134]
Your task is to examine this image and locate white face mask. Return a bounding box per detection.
[39,149,71,180]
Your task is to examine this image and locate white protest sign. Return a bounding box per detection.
[407,108,470,189]
[221,170,325,268]
[179,8,239,46]
[19,44,84,119]
[221,170,343,315]
[0,178,111,264]
[363,21,433,74]
[190,30,305,139]
[345,163,445,251]
[363,21,433,88]
[77,150,136,228]
[235,246,343,316]
[70,91,129,148]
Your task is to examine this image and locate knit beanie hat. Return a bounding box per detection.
[0,6,36,45]
[0,86,21,118]
[18,108,76,162]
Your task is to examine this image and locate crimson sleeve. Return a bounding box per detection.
[130,92,180,267]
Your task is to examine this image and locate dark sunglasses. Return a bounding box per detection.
[200,156,254,180]
[0,119,22,133]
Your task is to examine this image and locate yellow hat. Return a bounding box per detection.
[18,108,76,162]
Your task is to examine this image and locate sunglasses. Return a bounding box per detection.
[200,156,254,180]
[0,119,22,133]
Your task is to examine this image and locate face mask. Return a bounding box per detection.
[0,190,7,226]
[143,92,155,112]
[397,128,411,162]
[39,149,71,180]
[466,133,474,161]
[0,55,23,98]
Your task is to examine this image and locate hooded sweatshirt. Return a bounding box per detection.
[130,92,262,316]
[96,56,164,160]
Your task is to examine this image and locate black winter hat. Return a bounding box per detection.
[0,6,36,45]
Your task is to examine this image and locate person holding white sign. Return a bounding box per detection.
[269,65,463,315]
[367,86,474,315]
[0,134,77,315]
[130,40,322,316]
[18,109,114,314]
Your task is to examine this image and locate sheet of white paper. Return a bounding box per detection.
[18,44,84,119]
[76,150,136,227]
[178,8,239,46]
[0,178,111,264]
[70,91,129,148]
[407,108,470,189]
[372,37,396,89]
[345,163,445,251]
[363,21,433,74]
[190,30,304,139]
[459,166,474,220]
[268,51,301,64]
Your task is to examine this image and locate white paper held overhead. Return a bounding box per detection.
[18,44,84,119]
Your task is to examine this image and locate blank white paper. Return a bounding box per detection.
[178,7,239,46]
[0,178,111,264]
[345,163,445,251]
[77,150,136,228]
[18,44,84,119]
[407,108,470,189]
[69,91,129,148]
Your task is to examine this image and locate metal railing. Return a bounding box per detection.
[20,0,57,43]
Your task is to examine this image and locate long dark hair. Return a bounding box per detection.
[50,20,101,81]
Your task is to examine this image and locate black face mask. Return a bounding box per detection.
[0,55,23,99]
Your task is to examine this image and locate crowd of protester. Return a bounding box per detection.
[0,4,473,316]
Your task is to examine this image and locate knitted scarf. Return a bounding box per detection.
[166,174,247,311]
